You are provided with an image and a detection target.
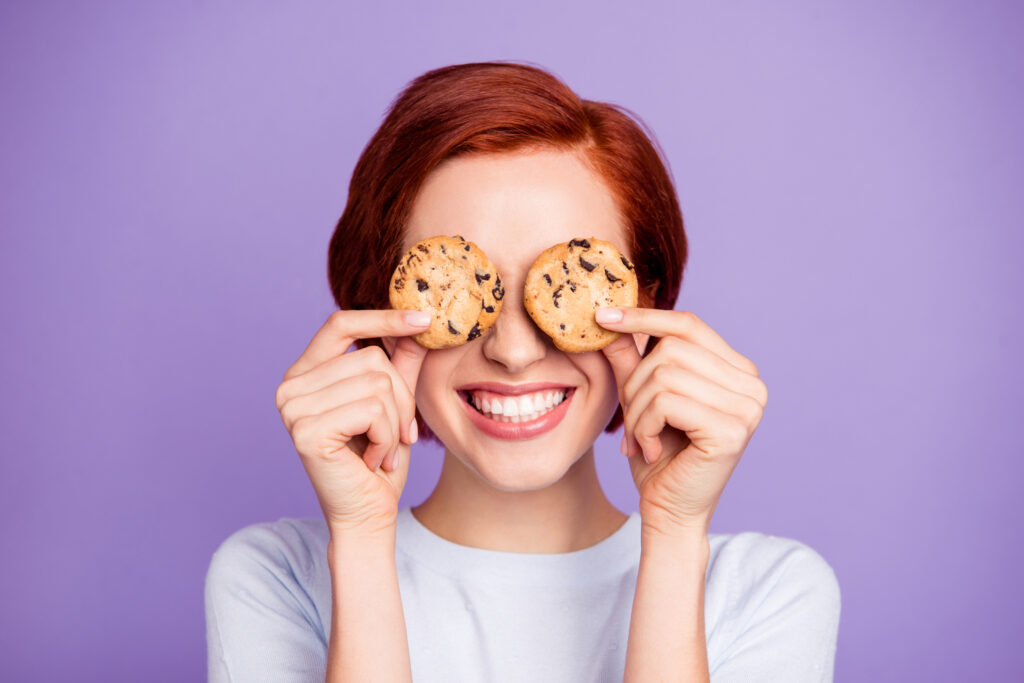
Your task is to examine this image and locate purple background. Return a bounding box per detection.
[2,1,1021,680]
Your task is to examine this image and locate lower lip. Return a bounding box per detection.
[461,391,574,440]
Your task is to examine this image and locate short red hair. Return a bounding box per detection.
[328,61,687,439]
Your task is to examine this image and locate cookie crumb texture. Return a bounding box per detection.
[388,235,503,349]
[524,237,638,352]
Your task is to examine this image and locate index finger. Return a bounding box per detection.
[596,307,758,376]
[285,309,431,380]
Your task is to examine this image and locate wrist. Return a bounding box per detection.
[639,502,712,540]
[327,518,397,566]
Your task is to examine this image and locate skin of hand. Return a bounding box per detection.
[274,309,430,533]
[597,307,769,534]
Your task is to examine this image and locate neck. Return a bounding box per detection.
[411,446,628,553]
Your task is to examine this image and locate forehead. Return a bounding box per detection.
[402,149,628,269]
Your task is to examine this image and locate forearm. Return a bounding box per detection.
[326,526,412,683]
[624,524,711,683]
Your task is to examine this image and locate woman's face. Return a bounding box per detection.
[399,148,642,492]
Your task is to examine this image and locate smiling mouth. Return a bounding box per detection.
[458,388,576,423]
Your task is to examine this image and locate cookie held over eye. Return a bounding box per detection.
[523,237,638,352]
[389,235,504,349]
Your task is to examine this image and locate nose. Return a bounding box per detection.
[480,292,549,374]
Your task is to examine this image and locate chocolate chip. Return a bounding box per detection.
[394,278,405,290]
[464,244,471,251]
[561,261,569,274]
[559,324,565,330]
[569,238,591,249]
[455,234,466,241]
[605,269,620,283]
[569,282,577,293]
[447,321,460,335]
[620,256,634,270]
[492,278,505,301]
[579,257,596,272]
[475,269,491,285]
[416,279,429,291]
[440,244,446,254]
[406,253,420,265]
[417,244,429,253]
[483,304,495,313]
[467,323,482,341]
[543,273,552,286]
[553,285,563,308]
[398,265,406,275]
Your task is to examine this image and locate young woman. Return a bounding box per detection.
[205,62,840,682]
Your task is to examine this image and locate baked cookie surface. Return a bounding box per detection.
[523,237,638,352]
[388,235,504,349]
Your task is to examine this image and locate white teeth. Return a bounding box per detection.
[503,397,519,417]
[468,389,570,422]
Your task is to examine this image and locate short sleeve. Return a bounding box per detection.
[708,533,841,683]
[204,521,330,683]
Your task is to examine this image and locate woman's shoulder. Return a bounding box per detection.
[706,530,839,596]
[704,530,840,633]
[205,517,330,598]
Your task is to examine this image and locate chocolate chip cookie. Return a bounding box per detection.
[389,235,504,349]
[523,237,638,352]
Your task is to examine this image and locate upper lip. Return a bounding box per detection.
[457,381,574,396]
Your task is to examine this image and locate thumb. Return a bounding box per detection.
[601,332,642,405]
[389,336,428,400]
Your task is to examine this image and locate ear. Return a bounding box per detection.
[634,281,659,356]
[633,332,651,355]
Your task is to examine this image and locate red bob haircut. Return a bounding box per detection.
[328,61,687,439]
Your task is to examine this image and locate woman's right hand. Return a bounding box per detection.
[274,309,430,534]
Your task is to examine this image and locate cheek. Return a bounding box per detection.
[413,347,465,427]
[574,353,619,411]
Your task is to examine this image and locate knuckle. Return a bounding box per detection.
[678,310,700,329]
[291,415,314,449]
[279,400,298,430]
[739,396,763,427]
[651,363,676,386]
[274,381,290,411]
[755,378,768,406]
[366,397,387,418]
[369,370,393,394]
[725,419,750,447]
[365,344,390,366]
[651,390,673,413]
[661,335,685,355]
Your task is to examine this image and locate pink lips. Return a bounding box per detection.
[457,382,575,441]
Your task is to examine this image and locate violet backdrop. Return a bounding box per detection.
[1,1,1021,681]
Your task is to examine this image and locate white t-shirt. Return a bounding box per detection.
[205,507,840,682]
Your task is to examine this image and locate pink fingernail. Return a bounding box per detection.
[409,419,418,444]
[404,311,431,326]
[595,308,623,324]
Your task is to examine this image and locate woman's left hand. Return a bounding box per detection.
[597,308,768,535]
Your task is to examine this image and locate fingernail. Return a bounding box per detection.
[404,311,432,326]
[620,434,627,455]
[595,308,623,324]
[392,448,399,470]
[408,419,418,444]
